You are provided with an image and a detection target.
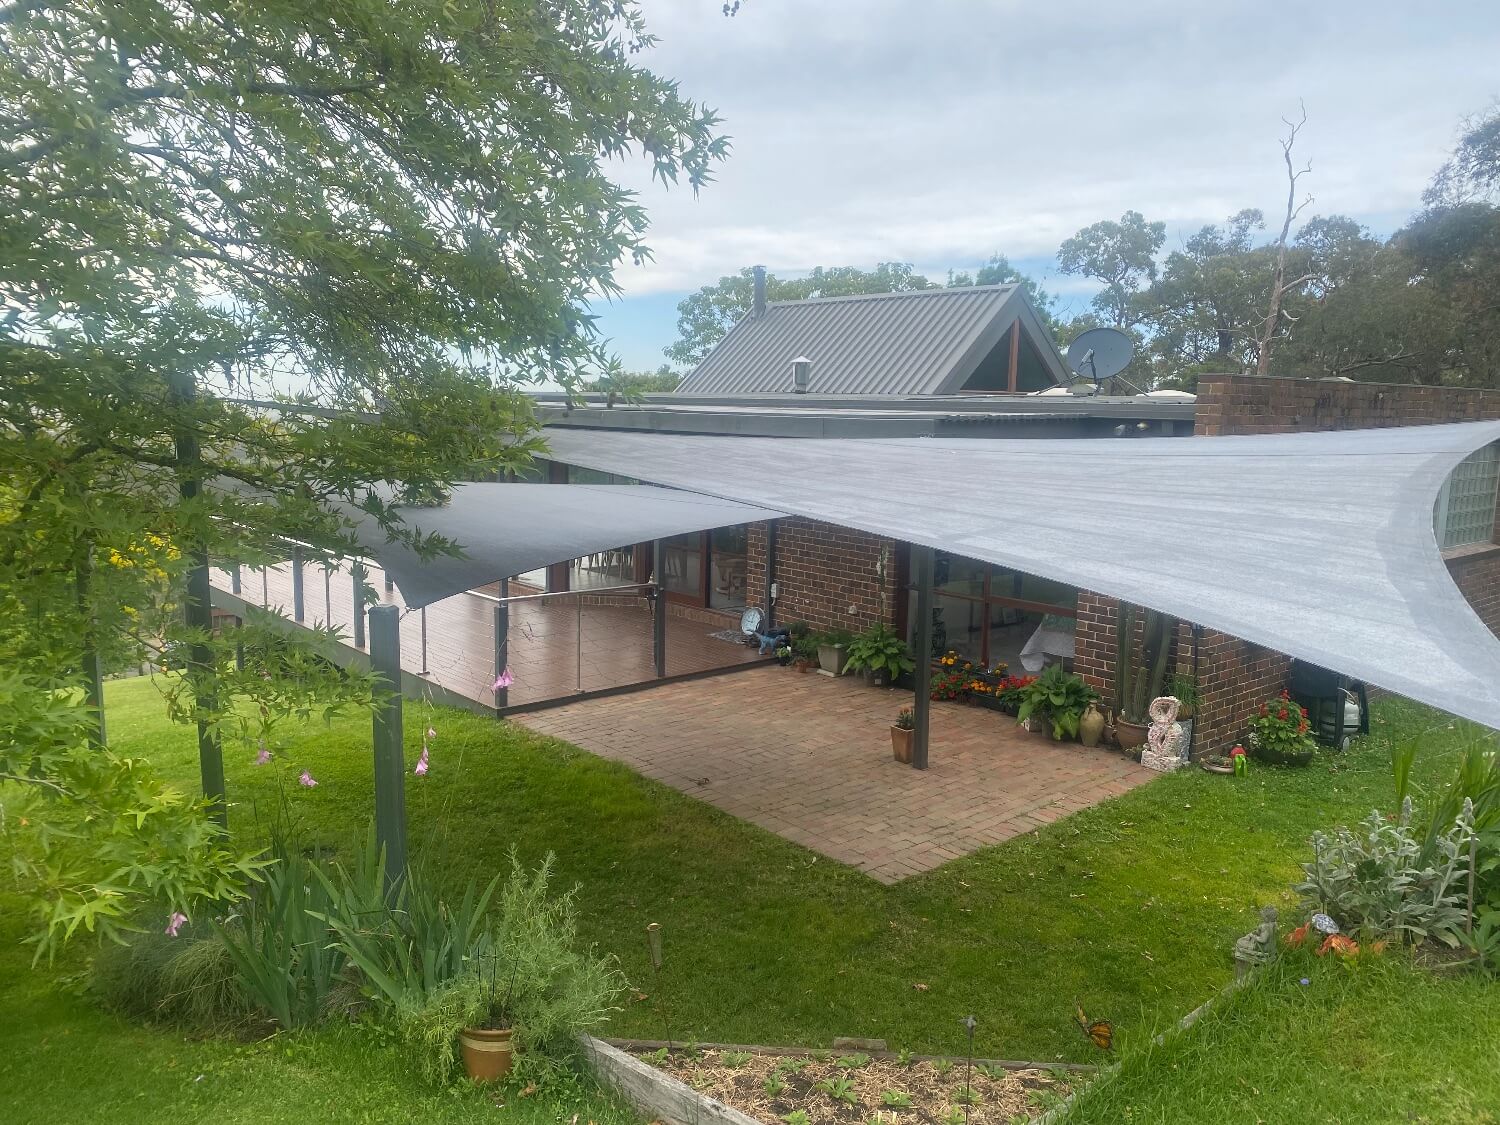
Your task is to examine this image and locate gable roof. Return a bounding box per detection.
[675,284,1072,397]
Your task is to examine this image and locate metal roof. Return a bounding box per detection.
[544,422,1500,731]
[676,285,1072,396]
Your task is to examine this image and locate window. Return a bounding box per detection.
[1436,444,1500,550]
[925,553,1078,671]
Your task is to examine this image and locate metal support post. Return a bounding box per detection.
[368,605,408,892]
[291,546,305,622]
[494,579,510,709]
[911,544,935,771]
[652,540,667,678]
[352,561,367,648]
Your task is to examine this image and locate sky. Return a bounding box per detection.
[589,0,1499,371]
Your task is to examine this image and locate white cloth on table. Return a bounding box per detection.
[1019,614,1077,672]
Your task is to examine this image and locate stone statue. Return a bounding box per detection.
[1232,905,1279,977]
[1139,696,1186,772]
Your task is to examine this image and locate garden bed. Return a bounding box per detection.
[620,1043,1073,1125]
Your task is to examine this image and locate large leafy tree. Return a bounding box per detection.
[947,254,1060,334]
[0,0,725,949]
[665,261,934,365]
[1057,210,1165,328]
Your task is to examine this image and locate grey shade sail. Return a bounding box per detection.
[545,422,1500,731]
[344,483,782,610]
[676,285,1071,396]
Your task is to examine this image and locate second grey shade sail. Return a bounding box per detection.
[343,483,782,610]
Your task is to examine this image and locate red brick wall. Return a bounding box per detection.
[1194,373,1500,436]
[747,519,900,635]
[1448,548,1500,637]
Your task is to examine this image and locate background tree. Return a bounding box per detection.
[1057,210,1166,328]
[1,0,725,949]
[947,254,1060,334]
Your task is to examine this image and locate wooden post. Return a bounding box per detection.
[368,605,408,891]
[652,540,667,678]
[494,579,510,709]
[911,544,935,770]
[1006,320,1020,393]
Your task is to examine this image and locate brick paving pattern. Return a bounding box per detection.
[517,666,1152,883]
[211,561,763,708]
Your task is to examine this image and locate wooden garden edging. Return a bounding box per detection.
[580,1035,764,1125]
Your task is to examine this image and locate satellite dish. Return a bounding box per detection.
[1067,327,1135,387]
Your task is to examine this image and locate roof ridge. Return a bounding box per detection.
[766,283,1017,309]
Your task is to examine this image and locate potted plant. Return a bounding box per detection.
[1114,603,1175,750]
[815,630,853,675]
[843,623,915,687]
[891,707,915,764]
[1247,691,1316,766]
[458,950,517,1084]
[773,642,793,667]
[1016,664,1098,741]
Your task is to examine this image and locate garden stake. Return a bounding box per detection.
[1468,826,1478,936]
[960,1014,976,1125]
[645,922,674,1051]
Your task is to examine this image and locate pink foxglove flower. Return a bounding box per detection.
[299,770,318,788]
[254,743,272,766]
[492,667,514,691]
[165,912,188,938]
[426,726,437,741]
[414,747,430,777]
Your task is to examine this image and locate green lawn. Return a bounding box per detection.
[1060,953,1500,1124]
[1,676,1492,1122]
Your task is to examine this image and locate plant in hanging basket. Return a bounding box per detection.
[1246,691,1316,766]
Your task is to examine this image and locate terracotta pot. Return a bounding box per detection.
[1079,703,1106,748]
[891,725,913,764]
[1115,717,1149,750]
[459,1026,514,1083]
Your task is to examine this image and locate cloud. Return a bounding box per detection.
[601,0,1497,298]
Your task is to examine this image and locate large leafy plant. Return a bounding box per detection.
[1016,664,1098,741]
[1295,799,1473,947]
[842,623,915,681]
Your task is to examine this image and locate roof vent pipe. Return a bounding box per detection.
[790,355,811,394]
[752,265,767,319]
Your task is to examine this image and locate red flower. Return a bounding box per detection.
[1299,706,1309,718]
[1279,689,1290,700]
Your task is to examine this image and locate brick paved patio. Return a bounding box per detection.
[517,666,1153,883]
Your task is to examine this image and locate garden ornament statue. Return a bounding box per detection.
[1232,904,1279,978]
[1139,696,1186,773]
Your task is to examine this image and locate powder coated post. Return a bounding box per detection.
[911,544,935,771]
[351,561,367,649]
[652,540,667,678]
[368,604,408,892]
[291,546,305,622]
[494,579,510,709]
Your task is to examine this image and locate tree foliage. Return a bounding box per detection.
[0,0,725,947]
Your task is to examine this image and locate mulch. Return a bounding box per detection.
[633,1047,1071,1125]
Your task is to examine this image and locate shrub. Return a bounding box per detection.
[842,623,915,681]
[1247,690,1317,764]
[1295,799,1473,947]
[399,851,622,1086]
[894,707,914,731]
[91,917,253,1030]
